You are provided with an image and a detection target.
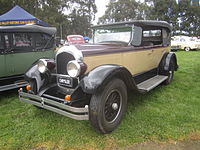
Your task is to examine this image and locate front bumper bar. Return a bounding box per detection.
[19,88,89,120]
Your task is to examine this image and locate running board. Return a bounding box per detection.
[137,75,168,92]
[0,81,28,92]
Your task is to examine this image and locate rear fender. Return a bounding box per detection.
[159,52,178,72]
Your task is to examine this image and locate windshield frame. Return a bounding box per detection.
[92,25,133,45]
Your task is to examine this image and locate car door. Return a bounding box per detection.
[4,32,33,76]
[122,27,158,75]
[5,32,54,76]
[0,33,6,78]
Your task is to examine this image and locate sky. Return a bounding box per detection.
[94,0,144,25]
[93,0,110,24]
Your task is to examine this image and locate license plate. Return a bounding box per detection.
[58,76,73,87]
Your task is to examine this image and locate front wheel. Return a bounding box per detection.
[89,78,127,134]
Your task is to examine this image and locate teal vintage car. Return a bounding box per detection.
[0,25,56,92]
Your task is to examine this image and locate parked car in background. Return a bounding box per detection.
[0,25,56,92]
[171,35,200,51]
[65,35,85,45]
[19,20,178,134]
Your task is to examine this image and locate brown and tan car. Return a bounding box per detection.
[19,20,178,134]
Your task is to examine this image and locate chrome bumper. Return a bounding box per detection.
[18,88,89,120]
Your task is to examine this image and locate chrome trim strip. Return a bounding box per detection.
[19,89,89,120]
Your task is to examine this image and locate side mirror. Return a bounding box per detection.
[131,26,142,46]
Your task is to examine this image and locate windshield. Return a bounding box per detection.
[93,26,132,44]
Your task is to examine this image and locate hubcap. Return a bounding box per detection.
[104,90,122,123]
[185,47,190,51]
[112,103,118,110]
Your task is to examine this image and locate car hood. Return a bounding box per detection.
[74,43,133,56]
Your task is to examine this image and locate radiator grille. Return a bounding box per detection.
[56,52,75,75]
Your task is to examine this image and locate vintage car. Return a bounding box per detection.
[65,35,85,45]
[171,35,200,51]
[0,25,56,92]
[19,20,178,134]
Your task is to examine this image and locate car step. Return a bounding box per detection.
[137,75,168,92]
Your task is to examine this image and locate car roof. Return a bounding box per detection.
[92,20,171,31]
[0,24,56,35]
[67,35,84,38]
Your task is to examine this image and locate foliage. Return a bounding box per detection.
[1,0,200,37]
[100,0,200,36]
[98,0,148,24]
[68,0,97,36]
[178,0,200,36]
[0,0,97,37]
[0,51,200,149]
[145,0,179,33]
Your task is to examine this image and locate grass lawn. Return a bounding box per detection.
[0,51,200,150]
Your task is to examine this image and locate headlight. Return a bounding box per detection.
[67,60,81,78]
[38,59,48,73]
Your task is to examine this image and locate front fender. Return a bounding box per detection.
[79,64,137,94]
[25,65,45,92]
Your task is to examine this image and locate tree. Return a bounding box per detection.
[145,0,179,33]
[0,0,97,37]
[178,0,200,35]
[98,0,147,24]
[67,0,97,36]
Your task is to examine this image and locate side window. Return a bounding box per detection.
[143,30,161,37]
[180,38,185,42]
[142,29,162,46]
[12,33,33,52]
[0,34,4,52]
[162,29,170,46]
[35,33,53,50]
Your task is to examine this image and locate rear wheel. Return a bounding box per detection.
[184,47,191,51]
[89,78,127,134]
[163,61,175,85]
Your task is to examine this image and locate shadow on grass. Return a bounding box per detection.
[127,87,159,108]
[0,89,18,100]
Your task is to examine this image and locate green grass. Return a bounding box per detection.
[1,51,200,150]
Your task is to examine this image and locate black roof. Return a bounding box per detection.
[0,24,56,35]
[92,20,172,31]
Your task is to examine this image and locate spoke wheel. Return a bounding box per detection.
[104,90,122,123]
[89,78,127,134]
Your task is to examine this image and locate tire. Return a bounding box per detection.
[89,78,127,134]
[184,47,191,51]
[163,61,175,85]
